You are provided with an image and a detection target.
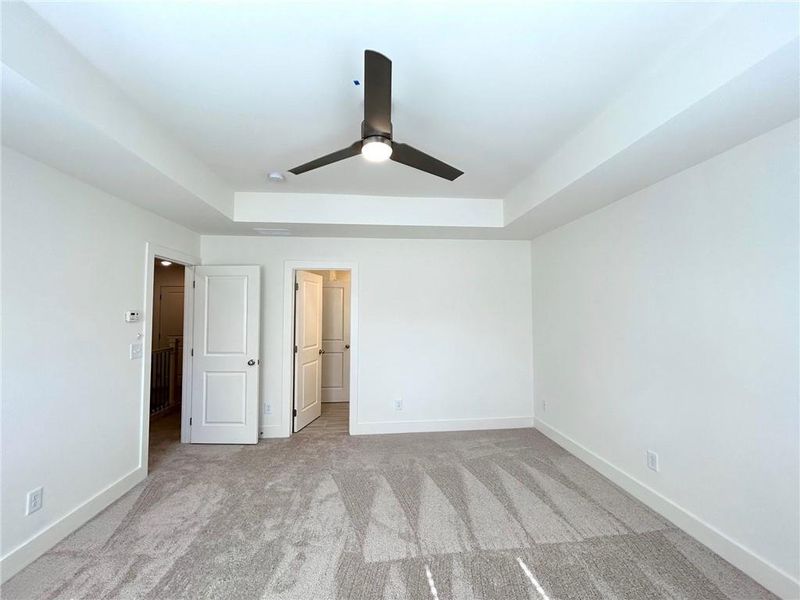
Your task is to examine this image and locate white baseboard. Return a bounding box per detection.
[534,418,800,600]
[0,466,146,584]
[352,415,534,435]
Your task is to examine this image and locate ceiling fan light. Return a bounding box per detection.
[361,136,392,162]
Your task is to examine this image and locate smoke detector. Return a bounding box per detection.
[267,171,285,183]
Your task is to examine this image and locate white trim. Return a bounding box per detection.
[534,417,800,600]
[280,260,358,438]
[141,244,199,468]
[352,416,534,435]
[0,467,145,583]
[180,266,195,444]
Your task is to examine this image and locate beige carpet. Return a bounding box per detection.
[3,403,777,599]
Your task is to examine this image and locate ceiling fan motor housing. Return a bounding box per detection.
[361,120,392,140]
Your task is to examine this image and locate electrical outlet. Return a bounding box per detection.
[264,403,272,415]
[394,396,403,411]
[646,450,659,472]
[542,398,547,412]
[26,487,43,515]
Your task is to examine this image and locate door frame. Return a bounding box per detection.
[281,261,358,437]
[141,243,199,473]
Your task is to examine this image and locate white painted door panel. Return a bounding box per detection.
[294,271,323,431]
[157,285,184,350]
[191,266,260,444]
[321,278,350,403]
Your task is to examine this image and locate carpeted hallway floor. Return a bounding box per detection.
[3,403,777,600]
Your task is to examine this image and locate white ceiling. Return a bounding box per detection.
[29,1,727,198]
[4,1,797,239]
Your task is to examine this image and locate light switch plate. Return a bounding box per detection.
[130,343,143,360]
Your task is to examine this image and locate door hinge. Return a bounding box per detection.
[190,348,194,356]
[293,409,297,417]
[295,282,299,291]
[189,417,192,425]
[193,280,196,289]
[294,345,298,353]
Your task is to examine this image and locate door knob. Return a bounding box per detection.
[247,359,256,366]
[345,344,350,349]
[318,349,325,355]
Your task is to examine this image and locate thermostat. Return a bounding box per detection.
[125,311,141,323]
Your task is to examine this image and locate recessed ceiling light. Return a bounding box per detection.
[160,260,172,267]
[253,228,291,236]
[267,171,285,183]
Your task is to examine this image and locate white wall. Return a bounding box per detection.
[530,121,799,597]
[201,236,534,436]
[235,192,503,228]
[0,149,200,579]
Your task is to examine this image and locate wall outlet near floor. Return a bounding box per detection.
[394,396,403,411]
[542,398,547,412]
[26,487,43,515]
[646,450,659,472]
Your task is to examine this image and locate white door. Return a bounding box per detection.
[158,285,185,348]
[321,276,350,403]
[191,266,260,444]
[294,271,323,431]
[158,284,185,379]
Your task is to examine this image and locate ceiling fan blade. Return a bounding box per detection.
[363,50,392,136]
[288,141,362,175]
[390,142,463,181]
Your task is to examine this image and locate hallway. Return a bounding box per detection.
[296,403,349,436]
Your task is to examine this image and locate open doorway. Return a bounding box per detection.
[292,269,352,433]
[139,244,199,474]
[148,258,185,468]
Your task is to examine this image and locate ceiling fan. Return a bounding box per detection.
[289,50,463,181]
